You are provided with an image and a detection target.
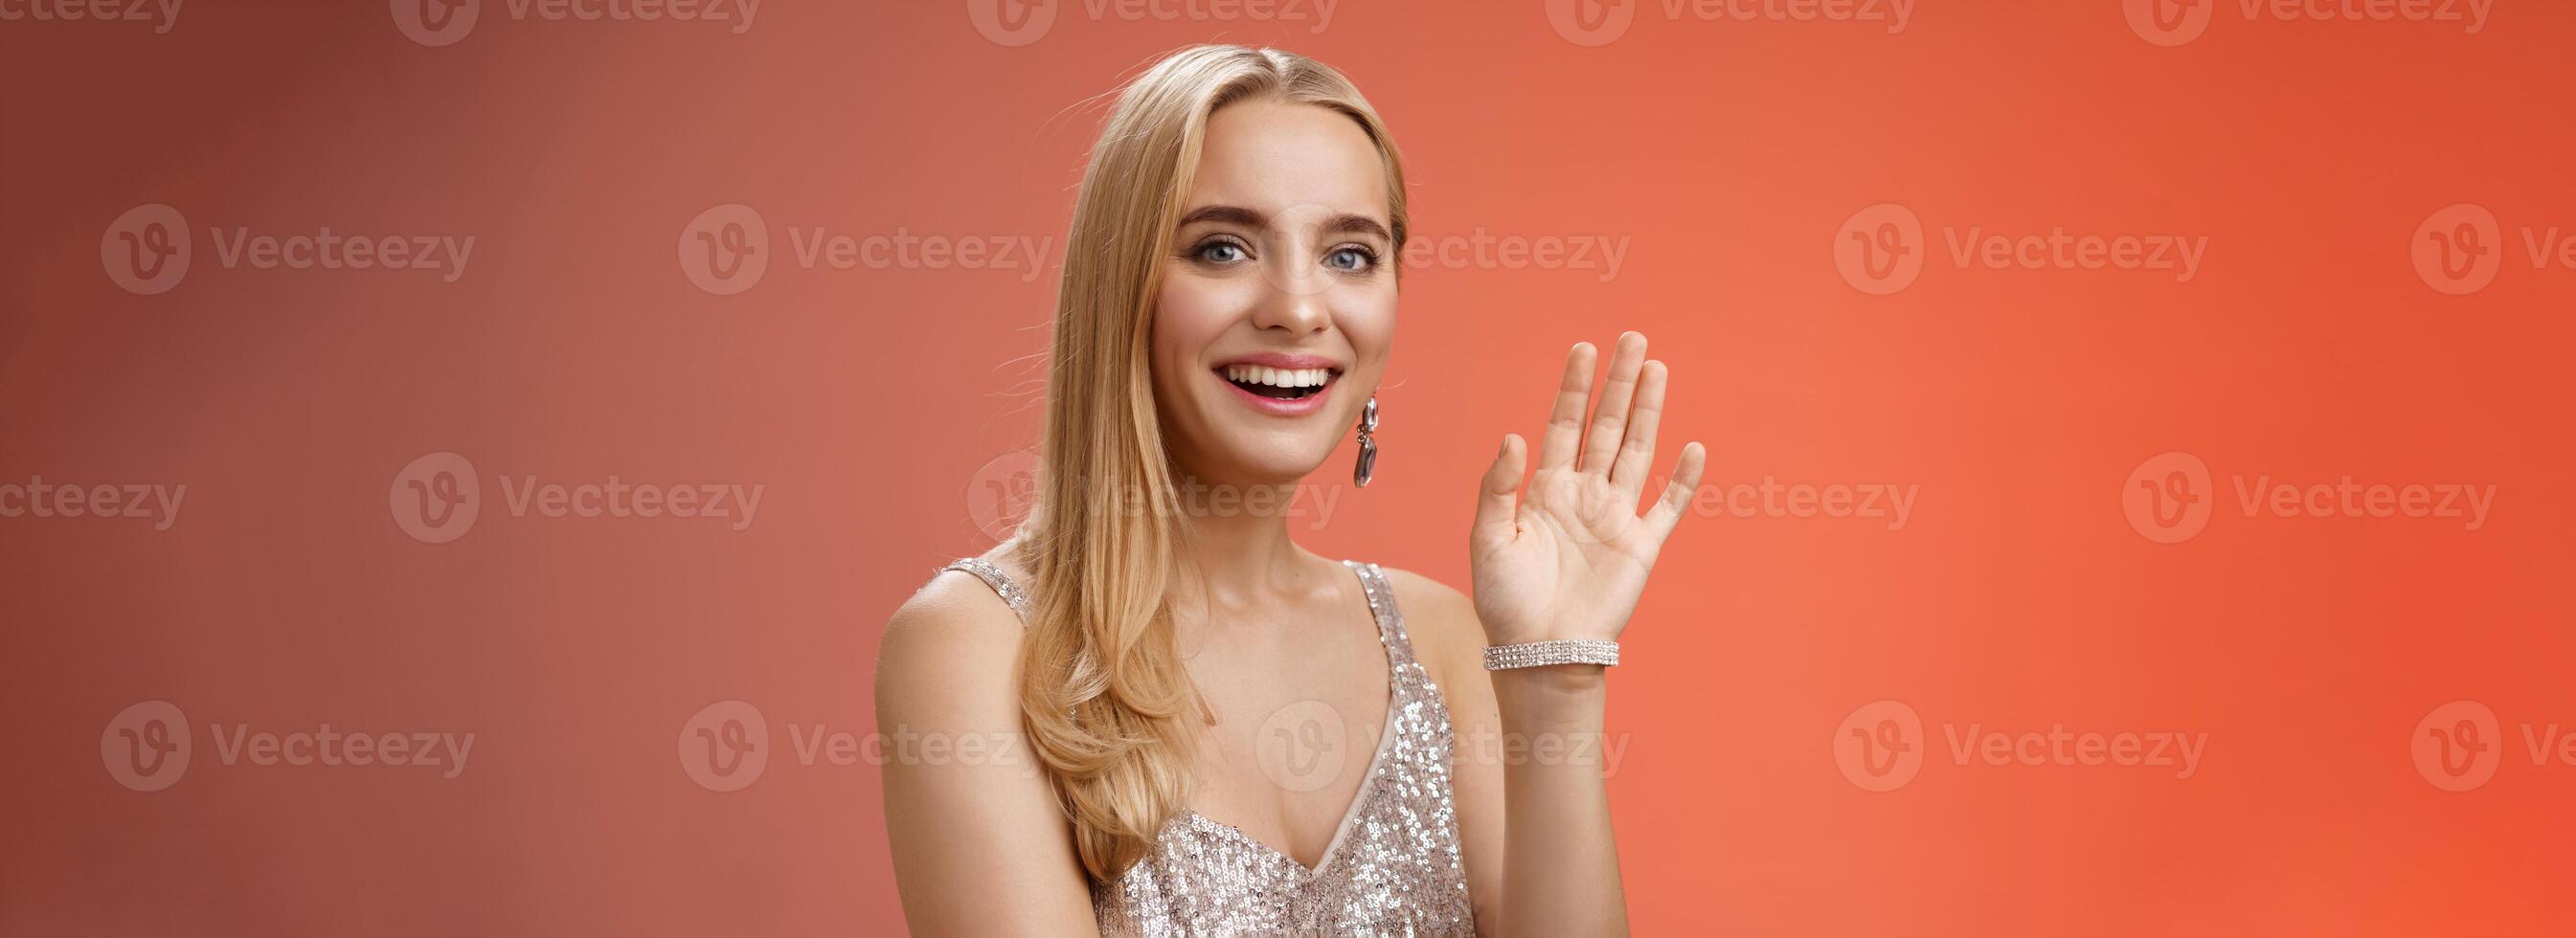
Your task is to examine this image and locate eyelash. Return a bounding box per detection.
[1186,236,1381,274]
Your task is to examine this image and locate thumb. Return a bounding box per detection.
[1472,434,1524,547]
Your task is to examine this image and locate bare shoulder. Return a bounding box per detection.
[1372,566,1485,690]
[875,562,1030,720]
[877,558,1097,930]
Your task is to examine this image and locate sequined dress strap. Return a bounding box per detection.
[1342,558,1418,669]
[940,557,1031,625]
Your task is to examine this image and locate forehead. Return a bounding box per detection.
[1184,99,1389,227]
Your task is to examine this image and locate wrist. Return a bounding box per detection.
[1490,664,1606,726]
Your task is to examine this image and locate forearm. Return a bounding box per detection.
[1491,665,1628,937]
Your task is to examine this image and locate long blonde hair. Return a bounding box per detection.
[1012,45,1409,881]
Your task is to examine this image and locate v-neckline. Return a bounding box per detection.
[1180,560,1400,877]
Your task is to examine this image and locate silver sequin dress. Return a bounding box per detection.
[941,557,1478,936]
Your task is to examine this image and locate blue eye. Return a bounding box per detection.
[1326,247,1377,272]
[1196,240,1248,264]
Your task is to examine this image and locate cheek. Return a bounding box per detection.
[1337,287,1398,372]
[1150,274,1234,375]
[1151,269,1270,413]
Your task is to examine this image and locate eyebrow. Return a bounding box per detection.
[1175,205,1392,243]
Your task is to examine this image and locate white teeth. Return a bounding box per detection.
[1223,365,1333,389]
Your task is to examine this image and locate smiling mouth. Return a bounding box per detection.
[1217,364,1338,400]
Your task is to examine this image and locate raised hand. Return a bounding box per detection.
[1468,332,1706,647]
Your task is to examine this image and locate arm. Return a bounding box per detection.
[875,573,1102,935]
[1487,666,1621,937]
[1466,332,1706,936]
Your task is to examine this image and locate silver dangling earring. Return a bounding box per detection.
[1353,395,1379,487]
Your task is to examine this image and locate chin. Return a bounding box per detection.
[1190,434,1334,487]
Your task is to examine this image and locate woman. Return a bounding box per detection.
[878,44,1705,935]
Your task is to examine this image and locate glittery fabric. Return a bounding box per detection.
[940,558,1031,620]
[942,558,1477,936]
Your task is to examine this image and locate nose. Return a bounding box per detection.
[1249,258,1331,335]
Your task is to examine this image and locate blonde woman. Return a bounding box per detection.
[878,45,1705,936]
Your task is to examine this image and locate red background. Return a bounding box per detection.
[7,1,2574,934]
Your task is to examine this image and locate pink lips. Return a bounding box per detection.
[1210,353,1344,417]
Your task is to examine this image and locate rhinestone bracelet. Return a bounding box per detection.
[1482,638,1620,671]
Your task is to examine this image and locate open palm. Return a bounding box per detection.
[1469,332,1706,647]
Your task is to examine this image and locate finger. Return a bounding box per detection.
[1473,434,1526,547]
[1579,332,1648,474]
[1609,359,1667,494]
[1536,343,1595,471]
[1644,441,1706,543]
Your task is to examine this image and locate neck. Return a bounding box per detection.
[1166,472,1313,609]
